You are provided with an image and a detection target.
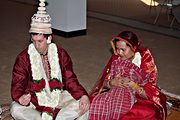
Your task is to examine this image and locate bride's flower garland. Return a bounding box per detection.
[132,52,141,68]
[28,43,63,120]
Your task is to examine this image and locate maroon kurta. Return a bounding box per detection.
[89,48,167,120]
[11,44,88,117]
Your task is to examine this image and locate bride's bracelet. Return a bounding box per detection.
[132,83,144,95]
[138,87,144,95]
[107,80,111,88]
[132,83,139,90]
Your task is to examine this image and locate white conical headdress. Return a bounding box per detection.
[29,0,52,34]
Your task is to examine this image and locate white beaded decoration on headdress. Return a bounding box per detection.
[29,0,52,34]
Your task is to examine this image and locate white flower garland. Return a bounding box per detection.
[42,112,53,120]
[28,43,62,120]
[132,52,141,68]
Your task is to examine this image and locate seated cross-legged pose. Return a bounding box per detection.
[10,0,90,120]
[89,31,167,120]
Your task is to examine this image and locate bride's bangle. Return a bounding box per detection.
[138,87,144,95]
[132,83,139,90]
[107,80,111,88]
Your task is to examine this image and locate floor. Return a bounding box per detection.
[0,0,180,107]
[87,0,180,38]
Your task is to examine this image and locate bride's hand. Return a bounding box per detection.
[122,79,135,88]
[110,77,128,88]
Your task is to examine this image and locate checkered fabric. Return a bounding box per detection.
[89,87,134,120]
[89,58,150,120]
[111,58,149,85]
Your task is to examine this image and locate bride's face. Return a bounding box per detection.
[115,41,135,60]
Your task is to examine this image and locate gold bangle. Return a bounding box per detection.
[138,87,144,94]
[107,80,111,88]
[132,83,139,90]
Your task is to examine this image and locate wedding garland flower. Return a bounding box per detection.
[132,52,141,68]
[28,43,63,120]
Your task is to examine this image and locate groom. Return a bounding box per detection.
[10,0,90,119]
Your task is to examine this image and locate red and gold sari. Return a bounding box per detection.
[89,48,167,120]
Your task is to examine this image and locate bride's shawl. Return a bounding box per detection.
[111,58,149,86]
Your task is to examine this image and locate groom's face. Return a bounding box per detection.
[31,34,48,55]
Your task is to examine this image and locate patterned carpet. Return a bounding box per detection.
[0,96,179,120]
[0,103,13,120]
